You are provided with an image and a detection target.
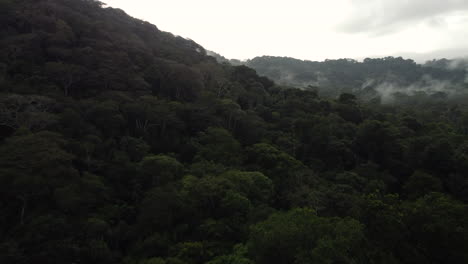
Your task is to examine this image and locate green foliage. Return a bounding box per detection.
[401,193,468,263]
[248,208,365,264]
[194,127,243,166]
[403,171,443,199]
[221,171,273,203]
[206,244,253,264]
[139,155,184,187]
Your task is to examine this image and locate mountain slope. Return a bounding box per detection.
[1,0,215,98]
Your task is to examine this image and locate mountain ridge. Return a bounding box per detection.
[237,55,468,100]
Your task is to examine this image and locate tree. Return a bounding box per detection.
[87,100,126,137]
[139,155,184,187]
[194,127,243,167]
[206,244,253,264]
[401,193,468,263]
[355,120,401,163]
[403,171,443,199]
[0,94,57,131]
[248,208,365,264]
[246,143,311,207]
[45,62,85,96]
[0,130,77,225]
[120,136,150,162]
[221,171,273,203]
[339,93,357,105]
[137,185,188,234]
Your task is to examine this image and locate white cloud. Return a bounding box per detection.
[102,0,468,62]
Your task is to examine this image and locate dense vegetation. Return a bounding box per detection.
[244,56,468,100]
[1,0,468,263]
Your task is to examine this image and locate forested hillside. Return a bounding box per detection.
[245,56,468,101]
[1,1,468,264]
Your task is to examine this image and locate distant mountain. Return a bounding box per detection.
[245,56,468,100]
[424,57,468,70]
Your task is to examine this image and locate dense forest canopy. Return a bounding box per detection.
[1,0,468,264]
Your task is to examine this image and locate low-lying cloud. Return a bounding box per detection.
[363,74,466,104]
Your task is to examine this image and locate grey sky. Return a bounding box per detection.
[339,0,468,34]
[103,0,468,62]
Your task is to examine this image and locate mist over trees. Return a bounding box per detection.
[1,0,468,264]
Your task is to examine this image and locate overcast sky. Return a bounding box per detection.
[103,0,468,62]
